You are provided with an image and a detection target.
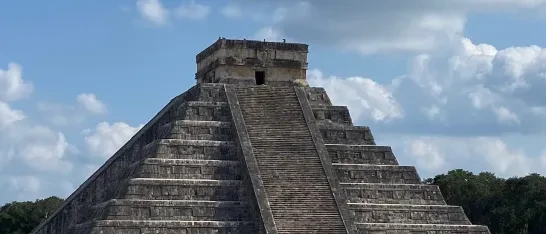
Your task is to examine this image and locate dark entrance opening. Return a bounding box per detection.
[255,71,265,85]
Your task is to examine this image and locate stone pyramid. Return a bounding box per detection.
[31,39,491,234]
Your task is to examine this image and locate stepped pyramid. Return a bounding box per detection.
[31,38,491,234]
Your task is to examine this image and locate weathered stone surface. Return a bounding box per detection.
[356,223,490,234]
[136,158,242,180]
[123,178,245,201]
[156,120,234,141]
[312,105,354,126]
[335,164,421,184]
[72,220,256,234]
[304,87,333,106]
[142,139,237,160]
[89,199,250,221]
[175,101,231,122]
[349,203,470,225]
[326,144,399,165]
[341,183,447,205]
[320,125,376,145]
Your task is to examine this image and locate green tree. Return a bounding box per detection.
[0,196,64,234]
[426,170,546,234]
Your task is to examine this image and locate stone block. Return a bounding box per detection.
[349,203,471,225]
[326,144,398,165]
[304,87,332,106]
[312,105,353,126]
[72,220,256,234]
[320,125,376,145]
[142,139,238,160]
[175,101,231,122]
[89,199,250,221]
[135,158,242,180]
[341,183,446,205]
[156,120,234,141]
[335,164,421,184]
[123,178,245,201]
[356,223,490,234]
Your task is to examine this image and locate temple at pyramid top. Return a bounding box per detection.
[195,38,309,85]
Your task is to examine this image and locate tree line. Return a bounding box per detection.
[1,169,545,233]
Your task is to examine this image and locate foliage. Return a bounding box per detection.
[0,196,64,234]
[427,169,546,234]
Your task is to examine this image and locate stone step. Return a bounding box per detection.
[334,164,421,184]
[311,105,353,126]
[326,144,399,165]
[89,199,250,221]
[157,120,234,141]
[188,83,228,102]
[175,101,231,122]
[124,178,245,201]
[136,158,242,180]
[234,86,348,233]
[356,223,490,234]
[348,203,471,225]
[142,139,237,160]
[304,87,332,106]
[319,125,376,145]
[71,220,256,234]
[340,183,447,205]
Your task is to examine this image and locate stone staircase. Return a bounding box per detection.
[233,86,349,233]
[304,87,491,234]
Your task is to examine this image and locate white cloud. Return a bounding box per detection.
[136,0,169,25]
[239,0,546,54]
[7,176,41,193]
[0,63,33,101]
[76,93,107,114]
[176,1,210,20]
[307,69,403,122]
[492,106,520,124]
[0,101,25,129]
[386,135,543,178]
[84,122,144,158]
[136,0,210,25]
[357,37,546,135]
[406,139,446,171]
[1,119,76,173]
[221,5,242,18]
[253,27,282,42]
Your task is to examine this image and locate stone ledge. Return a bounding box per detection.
[311,105,353,126]
[143,139,236,151]
[141,139,238,161]
[326,144,398,165]
[319,125,376,145]
[141,158,240,166]
[128,178,243,186]
[160,120,232,127]
[349,203,471,225]
[136,158,242,180]
[88,199,252,222]
[335,164,421,184]
[74,220,255,229]
[93,199,248,208]
[356,223,490,232]
[181,101,229,107]
[341,183,446,205]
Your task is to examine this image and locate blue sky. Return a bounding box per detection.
[2,0,546,203]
